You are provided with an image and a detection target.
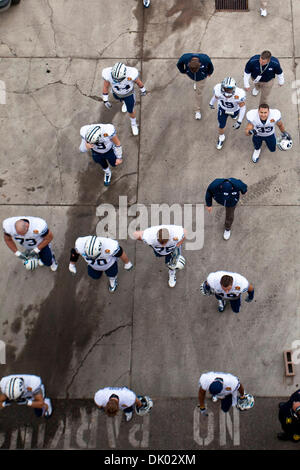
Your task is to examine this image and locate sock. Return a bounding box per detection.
[219,134,225,141]
[130,117,137,126]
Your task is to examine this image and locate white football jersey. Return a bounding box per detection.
[102,66,139,97]
[3,216,49,250]
[214,83,246,113]
[206,271,249,299]
[94,387,136,409]
[246,108,281,136]
[0,374,44,399]
[80,123,116,154]
[198,372,240,403]
[75,236,122,271]
[142,225,185,256]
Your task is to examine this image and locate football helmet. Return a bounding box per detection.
[4,377,25,400]
[111,62,127,82]
[24,257,39,271]
[221,77,236,97]
[277,133,293,151]
[135,395,153,416]
[236,393,255,411]
[85,125,102,145]
[84,236,102,259]
[168,247,186,270]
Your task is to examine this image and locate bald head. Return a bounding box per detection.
[15,219,29,236]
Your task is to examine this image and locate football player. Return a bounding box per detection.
[245,103,291,163]
[2,216,58,271]
[94,386,143,422]
[69,235,133,292]
[102,62,147,136]
[209,77,246,150]
[200,270,254,313]
[133,225,187,288]
[79,123,123,186]
[0,374,52,417]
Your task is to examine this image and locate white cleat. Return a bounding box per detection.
[195,111,202,120]
[216,136,225,150]
[212,396,218,402]
[223,230,231,241]
[121,102,127,113]
[143,0,150,7]
[50,261,58,272]
[125,411,133,421]
[43,398,53,417]
[252,87,259,96]
[260,8,267,16]
[104,170,112,186]
[38,259,44,267]
[108,278,118,293]
[168,269,177,288]
[218,299,226,312]
[252,149,261,163]
[131,124,139,136]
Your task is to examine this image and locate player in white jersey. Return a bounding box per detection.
[0,374,52,417]
[102,62,147,136]
[2,216,58,272]
[69,235,133,292]
[245,103,291,163]
[133,225,187,288]
[209,77,246,150]
[200,270,254,313]
[198,371,246,414]
[94,386,143,422]
[79,123,123,186]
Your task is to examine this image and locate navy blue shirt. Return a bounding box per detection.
[244,54,283,82]
[177,53,214,81]
[205,178,248,208]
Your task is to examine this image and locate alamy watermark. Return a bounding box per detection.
[95,196,204,250]
[0,341,6,364]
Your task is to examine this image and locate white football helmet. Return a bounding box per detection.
[24,257,39,271]
[135,395,153,416]
[5,377,25,400]
[111,62,127,82]
[236,393,255,411]
[85,125,102,145]
[221,77,236,97]
[168,248,186,270]
[277,135,293,151]
[84,236,102,259]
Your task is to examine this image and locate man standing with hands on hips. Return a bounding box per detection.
[177,52,214,120]
[243,50,284,104]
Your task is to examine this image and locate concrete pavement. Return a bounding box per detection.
[0,0,299,451]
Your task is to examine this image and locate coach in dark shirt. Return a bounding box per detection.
[243,50,284,104]
[177,53,214,121]
[205,178,248,241]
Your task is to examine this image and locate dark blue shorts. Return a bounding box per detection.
[152,248,173,264]
[215,294,241,313]
[91,148,116,170]
[113,92,135,113]
[252,133,276,152]
[218,107,239,129]
[39,245,54,267]
[87,261,118,280]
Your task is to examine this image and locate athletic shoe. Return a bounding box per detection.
[212,396,218,402]
[104,170,111,186]
[218,299,226,312]
[252,149,261,163]
[50,261,58,272]
[38,259,44,267]
[131,124,139,136]
[195,111,202,120]
[223,230,231,241]
[121,102,127,113]
[168,269,176,288]
[43,398,53,418]
[216,136,225,150]
[108,278,118,292]
[125,411,133,422]
[260,8,267,16]
[143,0,150,7]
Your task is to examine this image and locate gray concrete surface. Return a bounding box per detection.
[0,0,299,451]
